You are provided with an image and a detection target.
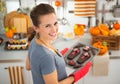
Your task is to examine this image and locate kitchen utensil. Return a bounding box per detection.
[101,3,105,24]
[88,16,92,28]
[61,0,68,25]
[54,0,62,24]
[113,0,120,17]
[64,42,99,70]
[17,0,22,13]
[95,1,99,26]
[56,6,62,24]
[34,0,37,6]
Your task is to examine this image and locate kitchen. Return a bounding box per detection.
[0,0,120,84]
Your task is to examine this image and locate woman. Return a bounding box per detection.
[27,3,91,84]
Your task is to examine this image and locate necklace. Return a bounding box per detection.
[37,38,62,57]
[37,38,58,54]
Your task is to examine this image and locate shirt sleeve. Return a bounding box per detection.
[40,54,56,75]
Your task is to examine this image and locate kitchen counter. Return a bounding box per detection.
[0,34,28,62]
[0,33,120,62]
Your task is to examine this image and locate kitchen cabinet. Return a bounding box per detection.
[0,39,33,84]
[0,61,33,84]
[84,59,120,84]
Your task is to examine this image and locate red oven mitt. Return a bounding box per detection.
[60,47,69,55]
[69,61,92,83]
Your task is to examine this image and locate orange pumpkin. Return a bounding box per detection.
[5,29,14,38]
[98,25,109,36]
[92,41,108,55]
[4,11,31,32]
[99,24,109,32]
[98,45,108,55]
[89,27,100,36]
[93,41,102,48]
[113,22,120,30]
[74,24,85,35]
[55,0,61,7]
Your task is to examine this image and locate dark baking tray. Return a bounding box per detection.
[64,42,99,70]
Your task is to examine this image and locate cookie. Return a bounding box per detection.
[83,46,90,51]
[68,60,76,66]
[77,52,91,64]
[67,48,80,60]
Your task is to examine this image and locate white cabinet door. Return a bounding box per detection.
[84,59,120,84]
[0,63,10,84]
[0,62,33,84]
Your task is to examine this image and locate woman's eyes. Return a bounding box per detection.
[45,24,50,28]
[45,22,58,28]
[54,22,58,26]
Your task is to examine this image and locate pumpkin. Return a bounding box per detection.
[99,24,109,32]
[74,24,85,35]
[89,27,100,36]
[89,24,110,36]
[5,29,14,38]
[98,25,109,36]
[98,45,108,55]
[93,41,102,48]
[4,11,31,33]
[92,41,108,55]
[113,22,120,30]
[54,0,61,7]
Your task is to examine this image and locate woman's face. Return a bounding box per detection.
[36,13,58,41]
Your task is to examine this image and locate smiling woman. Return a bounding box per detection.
[26,3,91,84]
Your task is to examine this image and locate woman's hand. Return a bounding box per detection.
[69,62,92,83]
[25,55,31,70]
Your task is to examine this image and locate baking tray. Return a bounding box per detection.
[64,42,99,70]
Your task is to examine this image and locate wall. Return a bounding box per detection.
[0,0,120,34]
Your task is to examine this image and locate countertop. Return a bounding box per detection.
[0,34,28,61]
[0,33,120,61]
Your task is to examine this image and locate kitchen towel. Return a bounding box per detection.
[92,52,109,76]
[74,0,96,17]
[7,66,24,84]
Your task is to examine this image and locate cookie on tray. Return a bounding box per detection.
[68,60,76,66]
[67,47,80,60]
[77,52,91,64]
[83,46,90,51]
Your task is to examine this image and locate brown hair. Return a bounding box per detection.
[30,3,55,27]
[28,3,56,42]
